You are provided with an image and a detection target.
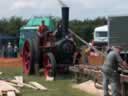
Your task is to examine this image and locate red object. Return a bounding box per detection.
[38,24,48,45]
[22,41,31,75]
[91,40,94,46]
[38,25,48,33]
[43,55,52,78]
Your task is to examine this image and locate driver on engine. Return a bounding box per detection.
[38,20,48,43]
[38,21,54,81]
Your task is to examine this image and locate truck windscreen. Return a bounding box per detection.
[96,31,107,37]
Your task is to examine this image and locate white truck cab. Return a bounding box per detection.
[93,25,108,45]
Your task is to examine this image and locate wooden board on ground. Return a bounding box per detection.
[14,76,23,87]
[23,83,38,90]
[0,80,20,96]
[29,81,47,91]
[72,80,104,96]
[10,80,38,90]
[7,91,16,96]
[0,80,20,93]
[0,72,3,75]
[6,82,18,87]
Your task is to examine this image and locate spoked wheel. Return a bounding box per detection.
[22,40,34,75]
[43,53,56,78]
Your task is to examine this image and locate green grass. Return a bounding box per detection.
[0,67,94,96]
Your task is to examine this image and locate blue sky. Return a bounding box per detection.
[1,0,128,20]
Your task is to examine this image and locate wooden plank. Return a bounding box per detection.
[121,74,128,83]
[6,82,18,87]
[72,80,104,96]
[0,91,2,96]
[29,81,47,91]
[0,72,3,75]
[10,80,23,87]
[7,91,16,96]
[0,80,20,94]
[14,76,23,87]
[10,80,38,90]
[23,83,38,90]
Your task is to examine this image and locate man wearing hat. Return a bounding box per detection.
[37,20,48,45]
[102,46,127,96]
[38,20,48,36]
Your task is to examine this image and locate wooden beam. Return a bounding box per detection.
[29,82,47,91]
[0,80,20,94]
[23,83,38,90]
[7,91,16,96]
[10,80,38,90]
[14,76,23,87]
[0,72,3,75]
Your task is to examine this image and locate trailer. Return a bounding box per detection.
[108,16,128,96]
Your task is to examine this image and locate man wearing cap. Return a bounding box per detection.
[38,20,48,40]
[38,20,48,36]
[102,46,127,96]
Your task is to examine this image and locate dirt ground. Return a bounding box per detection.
[0,57,22,67]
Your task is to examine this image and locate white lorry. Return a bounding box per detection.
[93,25,108,46]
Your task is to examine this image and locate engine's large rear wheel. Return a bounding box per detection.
[43,52,56,78]
[22,39,35,75]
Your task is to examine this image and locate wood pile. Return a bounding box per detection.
[0,76,48,96]
[69,64,102,84]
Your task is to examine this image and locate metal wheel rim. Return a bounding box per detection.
[22,41,31,74]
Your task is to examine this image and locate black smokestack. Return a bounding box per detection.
[62,7,69,35]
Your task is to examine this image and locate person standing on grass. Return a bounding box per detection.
[7,42,13,58]
[13,44,18,57]
[1,45,5,58]
[102,46,127,96]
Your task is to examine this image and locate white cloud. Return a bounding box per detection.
[11,0,37,9]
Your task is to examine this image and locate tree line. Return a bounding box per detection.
[69,17,107,43]
[0,16,26,36]
[0,16,107,42]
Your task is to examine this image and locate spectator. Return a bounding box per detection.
[13,44,18,57]
[1,45,5,58]
[7,42,13,58]
[102,46,127,96]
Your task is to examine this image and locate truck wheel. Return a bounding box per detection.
[43,53,56,78]
[22,39,35,75]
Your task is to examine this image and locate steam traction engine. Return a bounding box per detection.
[20,7,76,78]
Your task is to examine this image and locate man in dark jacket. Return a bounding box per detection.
[102,46,127,96]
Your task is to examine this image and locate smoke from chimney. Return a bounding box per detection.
[58,0,68,7]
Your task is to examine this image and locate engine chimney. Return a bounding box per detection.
[62,7,69,35]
